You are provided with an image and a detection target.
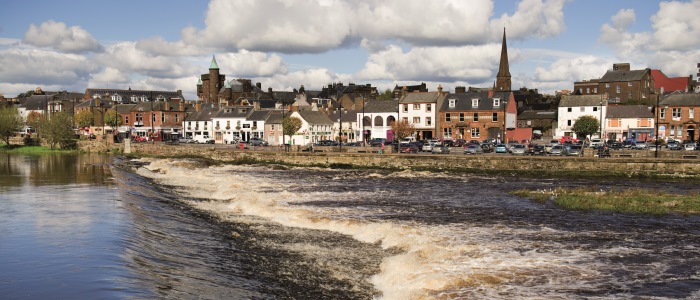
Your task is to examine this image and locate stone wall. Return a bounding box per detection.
[86,142,700,178]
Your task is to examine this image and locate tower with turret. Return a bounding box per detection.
[197,55,226,103]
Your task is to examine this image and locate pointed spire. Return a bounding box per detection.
[209,55,219,70]
[496,27,512,91]
[197,78,202,85]
[224,80,231,89]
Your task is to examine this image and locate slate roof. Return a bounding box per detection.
[363,99,398,113]
[660,93,700,107]
[246,110,270,121]
[599,69,649,83]
[114,104,137,114]
[272,91,298,103]
[212,106,254,119]
[185,107,219,122]
[400,92,442,104]
[20,95,51,110]
[440,91,512,111]
[265,111,284,124]
[606,105,653,119]
[132,101,179,112]
[298,110,334,125]
[341,110,358,122]
[560,95,606,107]
[253,99,278,109]
[518,110,557,120]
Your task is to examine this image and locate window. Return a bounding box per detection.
[403,104,408,113]
[426,104,432,112]
[593,107,598,112]
[660,108,666,119]
[445,113,451,122]
[672,108,682,118]
[567,107,572,112]
[578,88,582,94]
[492,113,498,122]
[152,113,156,123]
[616,85,621,93]
[594,87,598,93]
[449,99,456,108]
[216,121,220,129]
[606,83,610,88]
[413,117,420,124]
[426,117,431,126]
[567,120,572,126]
[493,98,500,107]
[402,117,408,122]
[175,114,179,123]
[161,112,165,123]
[473,113,479,122]
[628,82,632,87]
[443,127,452,138]
[459,113,465,122]
[471,128,480,138]
[670,125,676,137]
[690,108,695,119]
[628,91,632,98]
[413,104,420,110]
[125,116,129,125]
[471,99,479,107]
[586,88,590,94]
[677,125,682,137]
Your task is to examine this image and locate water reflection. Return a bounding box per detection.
[0,153,113,189]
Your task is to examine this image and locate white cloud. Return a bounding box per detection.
[356,44,505,83]
[215,50,288,77]
[182,0,566,53]
[22,20,102,53]
[88,67,131,87]
[95,42,197,79]
[533,55,611,83]
[651,0,700,51]
[0,48,97,86]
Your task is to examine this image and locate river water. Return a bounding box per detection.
[2,154,700,299]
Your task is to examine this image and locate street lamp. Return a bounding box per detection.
[656,87,664,158]
[338,106,342,153]
[599,98,603,141]
[149,92,155,144]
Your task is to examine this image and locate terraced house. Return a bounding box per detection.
[398,85,446,140]
[658,93,700,142]
[439,90,516,142]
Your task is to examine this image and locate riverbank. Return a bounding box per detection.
[0,145,78,154]
[81,141,700,179]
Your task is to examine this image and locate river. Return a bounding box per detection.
[2,154,700,299]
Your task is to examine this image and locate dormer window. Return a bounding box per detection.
[239,108,247,113]
[449,99,456,108]
[493,98,500,107]
[471,99,479,107]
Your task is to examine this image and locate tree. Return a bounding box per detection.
[37,112,74,149]
[0,107,23,145]
[377,89,394,101]
[74,109,94,129]
[571,115,600,141]
[26,111,43,132]
[282,117,302,141]
[390,119,415,143]
[103,109,122,129]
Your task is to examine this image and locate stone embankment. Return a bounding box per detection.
[81,140,700,178]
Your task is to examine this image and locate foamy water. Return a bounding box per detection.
[133,157,700,299]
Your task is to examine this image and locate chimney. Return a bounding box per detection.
[179,101,185,111]
[256,82,261,89]
[455,86,466,93]
[488,89,494,98]
[253,101,260,110]
[94,98,101,107]
[437,84,443,94]
[195,101,201,112]
[401,86,408,97]
[268,87,273,94]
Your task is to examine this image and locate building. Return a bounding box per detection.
[398,85,446,140]
[657,93,700,142]
[84,88,184,104]
[358,99,398,142]
[182,103,219,140]
[439,90,515,142]
[605,105,654,142]
[495,28,511,92]
[651,70,692,94]
[126,100,186,141]
[197,56,225,104]
[556,94,607,139]
[288,110,334,146]
[517,109,557,138]
[573,63,655,105]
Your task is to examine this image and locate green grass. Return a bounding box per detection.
[512,187,700,215]
[0,145,77,154]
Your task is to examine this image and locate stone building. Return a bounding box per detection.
[495,28,511,92]
[658,93,700,142]
[197,56,226,104]
[439,90,515,142]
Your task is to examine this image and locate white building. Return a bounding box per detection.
[398,85,446,140]
[287,110,334,146]
[357,99,398,142]
[605,105,655,141]
[210,106,253,144]
[556,94,607,139]
[182,104,217,141]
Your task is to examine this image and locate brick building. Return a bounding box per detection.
[438,90,515,142]
[574,63,656,105]
[197,56,226,104]
[658,93,700,142]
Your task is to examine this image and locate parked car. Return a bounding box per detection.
[668,141,683,150]
[633,142,648,150]
[609,142,624,150]
[369,138,386,147]
[684,143,697,151]
[589,138,603,149]
[494,144,508,153]
[565,145,583,156]
[441,140,454,147]
[399,143,419,153]
[192,135,214,144]
[178,136,194,143]
[510,144,528,155]
[549,145,565,156]
[422,141,436,152]
[249,137,269,146]
[559,136,578,144]
[453,139,466,147]
[464,144,483,155]
[529,144,546,155]
[480,143,494,153]
[431,144,450,154]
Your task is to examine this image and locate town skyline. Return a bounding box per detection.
[1,0,699,100]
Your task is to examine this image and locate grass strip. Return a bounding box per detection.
[512,187,700,215]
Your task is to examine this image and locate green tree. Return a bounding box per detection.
[377,88,394,100]
[390,119,415,143]
[74,109,94,129]
[571,115,600,141]
[282,117,302,144]
[37,112,74,149]
[0,107,23,145]
[103,109,122,129]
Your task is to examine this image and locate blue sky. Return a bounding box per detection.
[1,0,699,99]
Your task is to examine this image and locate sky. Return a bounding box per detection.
[1,0,699,100]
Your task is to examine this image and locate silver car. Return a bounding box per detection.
[464,144,483,155]
[422,142,435,152]
[549,145,565,156]
[431,144,450,154]
[510,144,527,155]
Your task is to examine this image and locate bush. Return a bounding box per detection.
[59,139,78,150]
[23,136,39,146]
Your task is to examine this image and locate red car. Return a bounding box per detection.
[399,144,418,153]
[559,136,579,144]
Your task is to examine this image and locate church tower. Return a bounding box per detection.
[495,28,511,92]
[208,55,221,103]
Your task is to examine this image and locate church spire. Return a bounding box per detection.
[496,28,511,92]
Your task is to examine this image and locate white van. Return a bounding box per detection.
[18,126,35,137]
[400,136,416,144]
[193,135,214,144]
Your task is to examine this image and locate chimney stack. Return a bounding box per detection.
[195,101,201,112]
